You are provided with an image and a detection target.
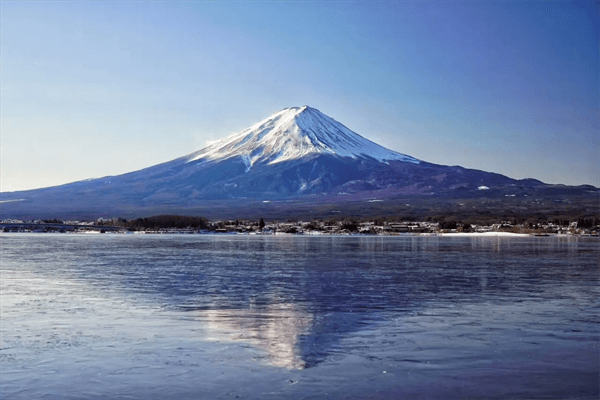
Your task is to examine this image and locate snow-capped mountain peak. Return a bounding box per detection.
[187,106,419,168]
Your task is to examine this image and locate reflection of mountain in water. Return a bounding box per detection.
[196,300,376,370]
[24,235,587,370]
[198,305,312,369]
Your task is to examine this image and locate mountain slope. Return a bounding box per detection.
[1,106,594,220]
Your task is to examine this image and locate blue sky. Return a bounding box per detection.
[2,1,598,191]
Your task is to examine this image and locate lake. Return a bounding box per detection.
[1,234,598,399]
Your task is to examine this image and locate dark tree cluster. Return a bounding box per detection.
[439,220,458,230]
[577,217,599,229]
[96,215,211,230]
[305,220,323,231]
[340,219,359,232]
[127,215,210,230]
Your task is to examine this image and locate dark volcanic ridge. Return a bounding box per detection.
[1,106,598,220]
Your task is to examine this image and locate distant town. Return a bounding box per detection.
[1,215,598,236]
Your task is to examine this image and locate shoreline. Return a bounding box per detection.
[1,230,596,238]
[430,231,531,237]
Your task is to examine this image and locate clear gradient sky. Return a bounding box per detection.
[2,1,599,192]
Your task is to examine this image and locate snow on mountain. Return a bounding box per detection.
[186,106,419,168]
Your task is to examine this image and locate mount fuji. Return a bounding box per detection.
[1,106,595,220]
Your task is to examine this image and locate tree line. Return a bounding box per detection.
[96,215,209,230]
[93,214,598,232]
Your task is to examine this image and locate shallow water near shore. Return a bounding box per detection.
[1,234,598,399]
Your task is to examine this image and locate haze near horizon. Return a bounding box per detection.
[2,1,598,192]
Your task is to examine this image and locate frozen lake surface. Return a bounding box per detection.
[1,234,598,399]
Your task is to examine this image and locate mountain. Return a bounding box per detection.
[1,106,597,220]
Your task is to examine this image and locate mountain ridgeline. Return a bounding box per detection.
[1,106,597,220]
